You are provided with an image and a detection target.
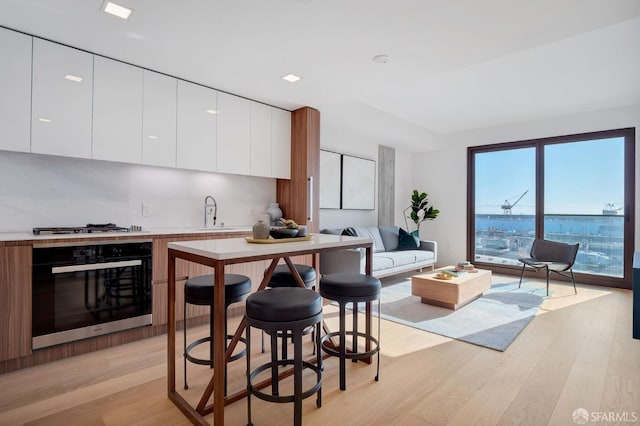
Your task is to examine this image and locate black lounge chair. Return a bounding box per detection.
[518,239,579,296]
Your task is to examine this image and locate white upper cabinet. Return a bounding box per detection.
[142,70,177,168]
[0,28,31,153]
[217,92,250,175]
[271,108,291,179]
[176,80,218,172]
[250,102,272,177]
[92,57,143,164]
[31,39,93,159]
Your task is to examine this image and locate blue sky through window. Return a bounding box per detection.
[475,137,624,215]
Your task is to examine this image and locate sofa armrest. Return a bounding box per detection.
[319,248,364,275]
[420,240,437,264]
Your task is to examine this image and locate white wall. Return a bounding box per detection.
[412,105,640,267]
[319,118,379,229]
[0,151,276,232]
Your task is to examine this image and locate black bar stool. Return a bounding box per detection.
[246,287,323,426]
[319,273,381,391]
[183,273,251,392]
[262,264,317,355]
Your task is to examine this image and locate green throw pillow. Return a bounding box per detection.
[397,228,420,250]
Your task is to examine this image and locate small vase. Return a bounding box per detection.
[296,225,307,237]
[252,220,270,239]
[266,202,283,226]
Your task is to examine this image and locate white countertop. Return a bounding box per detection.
[168,233,372,260]
[0,226,252,243]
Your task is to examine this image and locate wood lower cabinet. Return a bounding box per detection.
[151,232,271,325]
[152,279,210,326]
[0,245,32,361]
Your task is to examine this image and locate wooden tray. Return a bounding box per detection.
[245,235,313,244]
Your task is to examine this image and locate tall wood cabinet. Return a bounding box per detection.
[276,107,320,233]
[0,246,31,361]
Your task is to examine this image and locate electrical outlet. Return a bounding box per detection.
[142,203,152,217]
[248,207,255,216]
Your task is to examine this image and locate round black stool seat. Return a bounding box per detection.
[185,273,252,304]
[245,287,323,426]
[247,287,322,322]
[267,264,316,288]
[319,273,381,391]
[183,273,251,392]
[319,273,380,300]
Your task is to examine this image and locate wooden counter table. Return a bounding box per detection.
[167,233,373,425]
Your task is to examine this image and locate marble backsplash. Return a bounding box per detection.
[0,151,276,232]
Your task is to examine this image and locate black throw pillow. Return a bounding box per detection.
[397,228,420,250]
[341,227,358,236]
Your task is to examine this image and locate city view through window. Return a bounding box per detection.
[473,136,626,278]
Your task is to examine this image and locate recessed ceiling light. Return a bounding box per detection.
[372,55,390,64]
[102,1,133,20]
[38,118,51,123]
[206,109,218,115]
[64,74,83,83]
[282,73,302,83]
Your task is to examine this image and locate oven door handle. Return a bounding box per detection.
[51,260,142,274]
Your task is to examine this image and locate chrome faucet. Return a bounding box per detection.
[204,195,217,227]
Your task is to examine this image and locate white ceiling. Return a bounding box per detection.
[2,0,639,152]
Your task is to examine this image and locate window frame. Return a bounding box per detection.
[467,128,635,289]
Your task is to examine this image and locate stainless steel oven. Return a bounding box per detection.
[32,240,152,349]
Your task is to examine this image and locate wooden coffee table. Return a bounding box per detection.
[411,266,492,310]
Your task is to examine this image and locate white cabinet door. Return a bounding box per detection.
[93,57,143,164]
[31,39,93,159]
[250,101,271,177]
[271,108,291,179]
[217,92,250,175]
[142,70,177,168]
[176,80,217,172]
[0,28,31,153]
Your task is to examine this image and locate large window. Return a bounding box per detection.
[468,128,635,289]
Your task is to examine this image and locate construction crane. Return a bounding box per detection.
[501,190,528,215]
[602,203,623,215]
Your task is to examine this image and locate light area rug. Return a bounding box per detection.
[357,280,549,351]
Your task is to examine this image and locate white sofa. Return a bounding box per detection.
[319,226,437,278]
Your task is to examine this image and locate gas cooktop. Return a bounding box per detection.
[33,223,132,235]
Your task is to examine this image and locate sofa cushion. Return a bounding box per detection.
[413,250,435,263]
[372,254,395,271]
[385,251,419,268]
[378,226,400,252]
[354,227,385,253]
[397,228,419,250]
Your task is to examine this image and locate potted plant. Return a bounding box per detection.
[404,190,439,237]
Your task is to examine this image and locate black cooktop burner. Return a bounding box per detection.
[33,223,131,235]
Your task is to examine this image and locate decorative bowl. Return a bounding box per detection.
[270,227,298,239]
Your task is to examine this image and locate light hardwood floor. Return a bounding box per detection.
[0,274,638,426]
